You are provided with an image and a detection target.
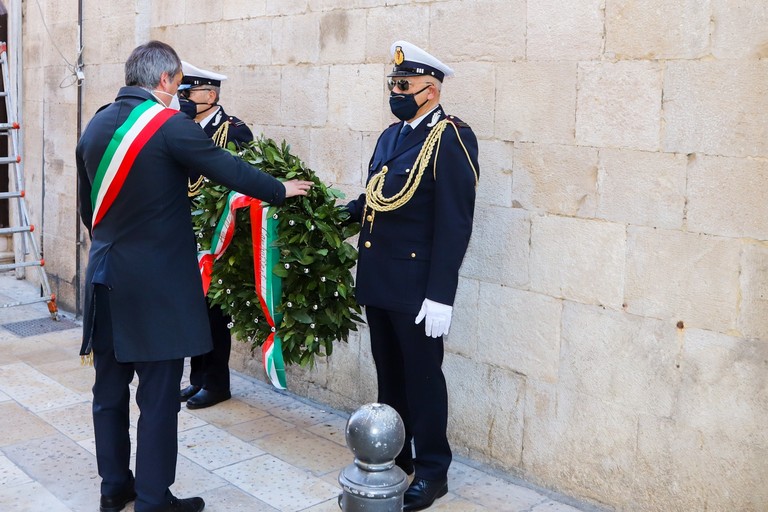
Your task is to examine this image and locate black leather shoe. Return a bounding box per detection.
[403,477,448,511]
[186,388,231,409]
[159,496,205,512]
[99,477,136,512]
[180,385,201,402]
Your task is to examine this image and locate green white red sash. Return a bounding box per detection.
[91,100,176,229]
[197,191,286,389]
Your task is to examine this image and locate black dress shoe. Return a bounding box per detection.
[159,496,205,512]
[403,477,448,511]
[100,477,137,512]
[180,385,201,402]
[186,388,231,409]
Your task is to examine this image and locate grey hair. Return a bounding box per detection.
[210,86,221,103]
[125,40,182,88]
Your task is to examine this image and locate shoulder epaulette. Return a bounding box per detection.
[437,117,478,186]
[445,115,470,129]
[228,116,247,127]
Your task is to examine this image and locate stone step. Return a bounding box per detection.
[0,251,14,265]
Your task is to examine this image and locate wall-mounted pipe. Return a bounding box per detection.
[75,0,83,315]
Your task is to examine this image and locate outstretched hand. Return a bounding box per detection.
[283,180,313,198]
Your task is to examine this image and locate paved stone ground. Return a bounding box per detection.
[0,272,596,511]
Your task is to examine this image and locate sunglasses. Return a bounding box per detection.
[387,79,433,92]
[179,87,213,99]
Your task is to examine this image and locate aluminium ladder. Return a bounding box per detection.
[0,41,59,319]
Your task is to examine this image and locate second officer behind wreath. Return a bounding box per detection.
[178,61,253,410]
[346,40,480,511]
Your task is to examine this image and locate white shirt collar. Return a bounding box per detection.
[198,106,221,129]
[404,106,439,130]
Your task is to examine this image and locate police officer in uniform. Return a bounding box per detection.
[346,41,479,511]
[178,62,253,409]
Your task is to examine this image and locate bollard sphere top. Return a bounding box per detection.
[345,403,405,465]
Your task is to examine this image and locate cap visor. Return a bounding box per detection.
[387,70,423,77]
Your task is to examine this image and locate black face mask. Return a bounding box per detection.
[389,85,430,121]
[178,95,218,119]
[178,97,198,119]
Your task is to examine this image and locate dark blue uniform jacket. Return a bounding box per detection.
[202,106,253,144]
[347,106,479,315]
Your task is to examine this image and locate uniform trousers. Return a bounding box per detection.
[365,305,452,481]
[188,301,231,392]
[91,285,184,512]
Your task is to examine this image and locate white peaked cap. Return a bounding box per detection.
[180,61,228,88]
[388,40,455,81]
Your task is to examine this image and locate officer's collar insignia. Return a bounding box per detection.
[426,110,442,128]
[394,46,405,65]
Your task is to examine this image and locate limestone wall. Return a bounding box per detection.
[20,1,768,510]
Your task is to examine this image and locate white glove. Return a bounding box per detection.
[414,298,453,338]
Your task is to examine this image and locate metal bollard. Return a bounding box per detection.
[338,403,410,511]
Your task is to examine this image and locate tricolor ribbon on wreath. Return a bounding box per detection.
[197,191,287,389]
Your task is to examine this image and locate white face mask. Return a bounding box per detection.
[169,94,180,111]
[153,89,180,111]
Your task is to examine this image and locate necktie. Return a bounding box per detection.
[395,123,412,148]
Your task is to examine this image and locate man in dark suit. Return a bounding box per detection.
[177,61,252,410]
[346,40,479,511]
[76,40,311,512]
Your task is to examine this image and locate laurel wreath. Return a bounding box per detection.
[191,136,362,367]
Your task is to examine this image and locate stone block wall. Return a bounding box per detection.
[20,1,768,510]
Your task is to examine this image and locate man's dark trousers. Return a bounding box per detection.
[188,301,231,392]
[365,305,452,481]
[92,285,184,511]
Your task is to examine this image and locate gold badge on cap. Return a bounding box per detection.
[394,46,404,65]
